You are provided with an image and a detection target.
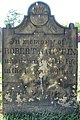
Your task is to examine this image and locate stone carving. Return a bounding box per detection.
[2,2,78,113]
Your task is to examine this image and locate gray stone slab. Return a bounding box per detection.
[2,2,78,113]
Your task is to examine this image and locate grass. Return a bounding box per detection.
[2,112,80,120]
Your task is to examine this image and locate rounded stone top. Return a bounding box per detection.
[28,1,51,15]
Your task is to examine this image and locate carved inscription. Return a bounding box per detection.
[4,36,77,74]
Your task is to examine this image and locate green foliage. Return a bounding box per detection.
[4,9,22,27]
[0,64,2,81]
[3,112,80,120]
[63,22,80,33]
[0,91,2,110]
[74,22,80,33]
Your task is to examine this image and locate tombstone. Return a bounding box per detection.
[2,2,78,113]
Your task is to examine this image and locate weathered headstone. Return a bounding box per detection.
[2,2,78,113]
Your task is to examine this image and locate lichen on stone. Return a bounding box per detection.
[15,93,22,104]
[5,93,12,102]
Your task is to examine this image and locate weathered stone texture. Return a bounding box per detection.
[2,2,78,113]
